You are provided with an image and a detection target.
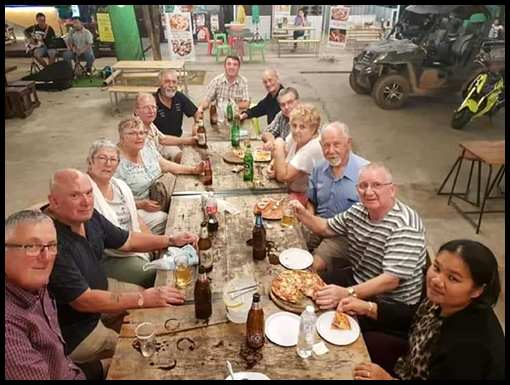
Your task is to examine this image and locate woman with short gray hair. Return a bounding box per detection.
[87,139,157,288]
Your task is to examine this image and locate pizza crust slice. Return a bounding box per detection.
[331,311,351,331]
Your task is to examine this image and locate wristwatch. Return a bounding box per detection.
[168,235,174,247]
[138,293,144,308]
[348,287,358,298]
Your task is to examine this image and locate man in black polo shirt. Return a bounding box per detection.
[239,69,284,125]
[153,70,202,138]
[44,169,199,363]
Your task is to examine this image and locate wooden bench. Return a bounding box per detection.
[106,85,159,116]
[277,39,320,57]
[5,86,40,119]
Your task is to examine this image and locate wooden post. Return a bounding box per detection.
[142,4,162,60]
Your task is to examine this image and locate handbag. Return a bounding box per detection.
[149,173,176,212]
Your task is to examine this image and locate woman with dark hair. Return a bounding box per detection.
[339,240,505,380]
[292,8,308,52]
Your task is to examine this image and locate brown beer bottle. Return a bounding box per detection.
[194,265,212,320]
[246,293,265,350]
[197,119,208,149]
[198,222,213,273]
[252,212,266,261]
[210,101,218,126]
[203,157,213,186]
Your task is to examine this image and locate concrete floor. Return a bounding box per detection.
[5,43,505,329]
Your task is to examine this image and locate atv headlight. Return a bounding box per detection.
[373,53,388,63]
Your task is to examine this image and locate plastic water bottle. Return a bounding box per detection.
[297,306,316,358]
[217,98,225,124]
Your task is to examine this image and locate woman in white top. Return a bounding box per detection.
[270,103,325,205]
[87,139,157,288]
[114,116,204,235]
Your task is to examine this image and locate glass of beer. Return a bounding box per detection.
[175,255,192,289]
[135,322,156,358]
[281,201,295,229]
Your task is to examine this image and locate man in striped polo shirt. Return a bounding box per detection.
[291,163,427,330]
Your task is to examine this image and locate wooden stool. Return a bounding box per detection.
[5,87,36,119]
[9,80,41,108]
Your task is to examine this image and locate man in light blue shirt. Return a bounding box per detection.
[306,122,369,270]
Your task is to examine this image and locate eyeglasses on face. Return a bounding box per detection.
[5,243,60,257]
[124,131,146,138]
[357,182,393,191]
[94,156,119,165]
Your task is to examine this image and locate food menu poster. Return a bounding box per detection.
[273,5,291,31]
[165,12,196,62]
[210,14,220,33]
[328,5,350,49]
[97,12,115,43]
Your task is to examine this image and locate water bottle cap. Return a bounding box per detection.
[306,306,315,314]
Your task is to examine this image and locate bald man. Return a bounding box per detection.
[240,69,284,125]
[42,169,198,363]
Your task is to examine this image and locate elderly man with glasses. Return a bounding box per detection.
[5,210,109,380]
[291,163,427,335]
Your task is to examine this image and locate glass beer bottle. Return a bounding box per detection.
[227,100,234,123]
[194,265,212,320]
[210,101,218,126]
[203,158,213,186]
[247,293,265,350]
[252,212,266,261]
[197,119,207,149]
[198,222,213,273]
[231,118,240,148]
[243,141,254,182]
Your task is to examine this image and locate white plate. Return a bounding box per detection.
[226,372,271,380]
[265,312,300,347]
[279,248,314,270]
[316,312,360,346]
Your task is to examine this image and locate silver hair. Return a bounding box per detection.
[158,70,179,85]
[359,162,394,183]
[277,87,299,102]
[262,69,279,79]
[117,116,143,137]
[5,210,54,241]
[322,122,351,139]
[86,139,120,166]
[134,93,156,109]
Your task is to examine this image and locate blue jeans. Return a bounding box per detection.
[293,30,306,39]
[62,49,95,71]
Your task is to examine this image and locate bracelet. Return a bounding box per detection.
[367,301,373,317]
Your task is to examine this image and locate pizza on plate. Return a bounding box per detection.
[331,311,351,331]
[271,271,326,304]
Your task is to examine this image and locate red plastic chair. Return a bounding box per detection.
[206,28,222,56]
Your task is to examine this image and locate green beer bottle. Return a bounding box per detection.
[231,118,240,148]
[227,101,234,123]
[243,142,254,182]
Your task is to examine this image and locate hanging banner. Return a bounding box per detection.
[328,5,350,49]
[108,5,143,60]
[210,14,220,33]
[272,5,291,31]
[165,11,196,61]
[195,13,207,41]
[97,12,115,43]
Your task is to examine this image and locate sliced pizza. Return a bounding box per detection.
[331,311,351,331]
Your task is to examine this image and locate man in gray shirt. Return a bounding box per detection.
[62,17,95,73]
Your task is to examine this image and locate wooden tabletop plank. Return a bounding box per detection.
[112,61,186,71]
[161,193,304,300]
[460,141,505,166]
[174,140,287,195]
[108,299,371,380]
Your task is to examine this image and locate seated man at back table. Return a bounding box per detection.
[261,87,300,151]
[135,93,198,164]
[153,70,202,138]
[200,55,251,114]
[43,169,198,363]
[239,69,284,125]
[62,17,95,74]
[24,12,57,68]
[306,122,370,253]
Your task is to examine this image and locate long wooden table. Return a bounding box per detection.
[173,140,287,196]
[107,193,371,380]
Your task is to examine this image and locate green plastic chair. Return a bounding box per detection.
[249,34,268,62]
[214,33,231,62]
